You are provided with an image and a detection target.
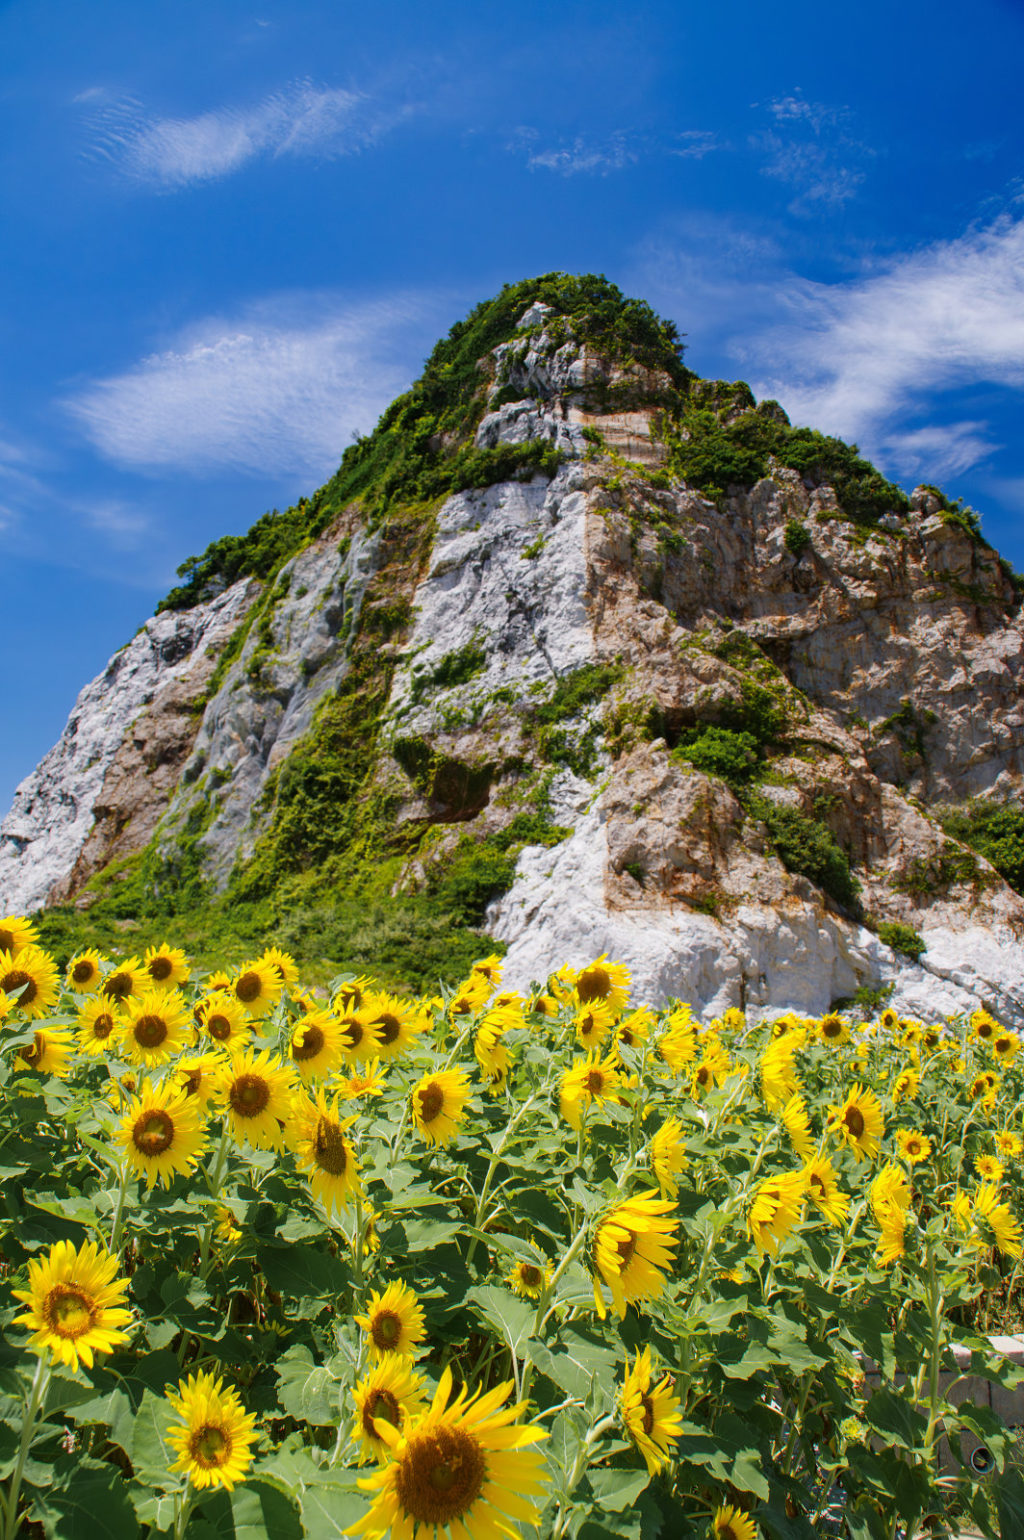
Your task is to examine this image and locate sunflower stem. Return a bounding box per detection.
[1,1354,50,1540]
[197,1128,232,1281]
[171,1483,195,1540]
[108,1158,132,1255]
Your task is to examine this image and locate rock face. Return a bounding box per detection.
[0,582,254,914]
[3,277,1023,1023]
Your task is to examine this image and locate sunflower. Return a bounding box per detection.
[351,1357,427,1464]
[560,1051,624,1130]
[167,1371,256,1490]
[411,1069,471,1146]
[802,1157,849,1227]
[995,1131,1023,1160]
[138,943,188,991]
[66,948,104,994]
[649,1116,689,1198]
[994,1033,1020,1064]
[879,1007,900,1034]
[828,1083,884,1161]
[656,1016,699,1071]
[334,1058,387,1099]
[592,1189,679,1320]
[475,1021,510,1094]
[336,1007,384,1063]
[348,1366,548,1540]
[969,1071,1000,1109]
[620,1347,683,1476]
[470,953,504,989]
[333,975,377,1013]
[760,1037,801,1110]
[614,1007,655,1055]
[174,1053,226,1109]
[363,992,429,1061]
[0,914,39,955]
[219,1050,296,1151]
[712,1505,758,1540]
[506,1259,552,1300]
[817,1012,849,1047]
[891,1068,920,1103]
[975,1155,1005,1183]
[288,1010,346,1082]
[0,945,60,1020]
[229,959,283,1019]
[871,1161,911,1221]
[291,1088,362,1214]
[116,1081,207,1190]
[895,1129,932,1164]
[119,989,192,1066]
[875,1206,908,1268]
[971,1008,998,1045]
[447,974,492,1020]
[0,990,12,1022]
[15,1027,73,1077]
[573,954,631,1016]
[748,1172,806,1256]
[198,990,252,1051]
[12,1240,132,1370]
[100,956,147,1006]
[690,1042,732,1100]
[781,1094,814,1159]
[259,945,299,985]
[76,997,121,1056]
[356,1281,428,1361]
[975,1183,1023,1258]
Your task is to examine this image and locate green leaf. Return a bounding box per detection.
[130,1389,175,1482]
[996,1468,1024,1540]
[586,1466,651,1511]
[275,1345,342,1425]
[259,1243,350,1305]
[863,1389,927,1451]
[31,1456,140,1539]
[528,1323,621,1401]
[467,1285,535,1354]
[192,1479,303,1540]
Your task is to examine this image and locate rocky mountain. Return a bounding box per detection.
[3,274,1024,1021]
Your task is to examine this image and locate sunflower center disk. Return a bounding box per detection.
[3,969,36,1003]
[232,1075,270,1116]
[576,967,610,1003]
[395,1426,487,1525]
[134,1110,175,1156]
[150,957,173,981]
[616,1232,638,1269]
[520,1264,542,1289]
[134,1015,168,1049]
[44,1285,96,1339]
[104,974,132,1001]
[191,1423,230,1466]
[844,1107,865,1139]
[418,1083,444,1123]
[235,971,262,1003]
[72,961,94,984]
[376,1014,400,1045]
[372,1311,402,1349]
[584,1071,605,1094]
[92,1014,114,1039]
[313,1118,349,1175]
[292,1025,325,1062]
[23,1034,45,1066]
[207,1014,232,1041]
[340,1020,364,1050]
[365,1389,400,1433]
[640,1393,656,1436]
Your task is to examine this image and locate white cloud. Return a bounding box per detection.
[85,79,411,189]
[881,422,998,480]
[669,130,719,160]
[65,292,441,479]
[742,215,1024,461]
[515,129,637,176]
[751,90,871,214]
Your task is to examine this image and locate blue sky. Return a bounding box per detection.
[3,0,1024,814]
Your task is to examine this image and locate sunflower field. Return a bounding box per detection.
[2,914,1024,1540]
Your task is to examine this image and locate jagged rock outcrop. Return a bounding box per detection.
[3,274,1022,1021]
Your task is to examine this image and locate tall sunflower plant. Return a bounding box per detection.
[1,925,1024,1539]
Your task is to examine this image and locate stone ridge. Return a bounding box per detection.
[1,283,1023,1022]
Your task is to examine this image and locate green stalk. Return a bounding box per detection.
[108,1158,132,1255]
[0,1355,51,1540]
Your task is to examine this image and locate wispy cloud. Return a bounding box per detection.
[632,210,1024,481]
[511,127,638,176]
[752,90,872,214]
[743,214,1024,459]
[65,291,444,479]
[84,79,412,189]
[669,130,719,161]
